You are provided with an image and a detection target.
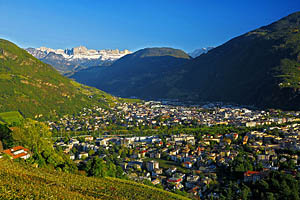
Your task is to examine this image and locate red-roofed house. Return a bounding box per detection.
[2,146,30,159]
[140,150,148,156]
[167,177,182,184]
[244,171,262,182]
[184,161,193,169]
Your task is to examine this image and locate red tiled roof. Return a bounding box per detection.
[244,171,260,176]
[13,152,28,159]
[2,146,30,159]
[167,178,182,183]
[188,186,199,193]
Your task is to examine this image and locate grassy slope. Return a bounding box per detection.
[0,111,23,125]
[0,159,189,200]
[0,39,117,119]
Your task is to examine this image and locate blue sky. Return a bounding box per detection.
[0,0,299,52]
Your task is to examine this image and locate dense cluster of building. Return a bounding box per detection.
[54,119,300,198]
[48,101,300,132]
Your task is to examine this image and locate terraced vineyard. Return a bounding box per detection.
[0,159,190,200]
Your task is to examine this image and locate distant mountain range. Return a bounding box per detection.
[71,11,300,110]
[188,47,214,58]
[71,47,191,97]
[26,46,131,76]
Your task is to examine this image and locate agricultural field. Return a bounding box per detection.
[0,111,23,125]
[0,159,190,200]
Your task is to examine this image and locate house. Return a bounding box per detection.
[151,178,160,185]
[244,171,263,183]
[140,150,147,157]
[184,161,193,168]
[186,175,199,188]
[146,160,159,171]
[173,183,184,190]
[167,177,182,184]
[188,186,199,195]
[243,136,249,145]
[70,154,75,160]
[69,139,79,145]
[85,136,94,142]
[153,168,163,175]
[78,152,89,159]
[155,153,161,159]
[2,146,30,159]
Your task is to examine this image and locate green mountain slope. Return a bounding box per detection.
[0,159,189,200]
[0,39,116,119]
[71,47,191,98]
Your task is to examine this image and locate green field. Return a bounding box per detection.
[0,111,23,125]
[0,159,190,200]
[120,98,143,103]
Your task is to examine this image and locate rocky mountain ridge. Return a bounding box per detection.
[188,47,214,58]
[26,46,131,75]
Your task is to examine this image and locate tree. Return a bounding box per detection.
[0,124,14,149]
[12,119,77,172]
[88,149,95,156]
[12,118,52,153]
[0,140,3,151]
[86,157,107,178]
[116,165,125,178]
[266,192,275,200]
[241,184,251,200]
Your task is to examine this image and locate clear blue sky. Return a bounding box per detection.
[0,0,299,52]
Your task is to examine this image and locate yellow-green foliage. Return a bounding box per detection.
[0,39,117,120]
[0,111,23,125]
[0,159,190,200]
[0,73,12,80]
[12,118,51,153]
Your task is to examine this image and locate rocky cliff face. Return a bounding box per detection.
[26,46,132,75]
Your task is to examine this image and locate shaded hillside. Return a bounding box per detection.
[71,47,191,97]
[0,159,189,200]
[73,12,300,110]
[0,39,116,119]
[166,11,300,109]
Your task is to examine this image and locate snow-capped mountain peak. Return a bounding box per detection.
[189,47,214,58]
[26,46,132,75]
[33,46,131,61]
